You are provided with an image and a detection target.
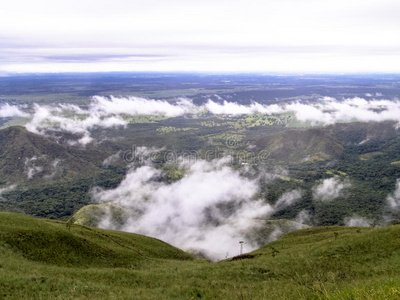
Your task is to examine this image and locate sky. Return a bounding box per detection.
[1,0,400,74]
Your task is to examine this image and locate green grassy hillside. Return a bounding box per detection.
[0,213,193,268]
[2,212,400,299]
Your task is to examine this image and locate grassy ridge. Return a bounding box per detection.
[2,212,400,299]
[0,213,193,268]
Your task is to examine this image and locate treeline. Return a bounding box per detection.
[0,168,125,220]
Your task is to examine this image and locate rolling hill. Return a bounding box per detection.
[1,212,400,299]
[0,212,193,267]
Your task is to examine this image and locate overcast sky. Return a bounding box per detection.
[1,0,400,74]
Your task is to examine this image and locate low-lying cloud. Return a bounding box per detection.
[0,103,29,118]
[205,97,400,126]
[91,155,301,260]
[387,179,400,210]
[313,177,351,202]
[25,103,127,145]
[344,215,373,227]
[3,95,400,145]
[91,96,196,117]
[294,210,311,225]
[102,151,122,167]
[22,97,196,145]
[0,184,17,199]
[24,155,62,180]
[286,97,400,125]
[24,156,44,179]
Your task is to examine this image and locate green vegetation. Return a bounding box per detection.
[2,212,400,299]
[123,114,168,124]
[232,113,294,129]
[254,127,345,163]
[2,74,400,298]
[0,212,192,266]
[359,151,383,161]
[156,126,195,134]
[0,126,108,185]
[73,203,127,228]
[391,161,400,167]
[0,168,125,220]
[2,119,400,226]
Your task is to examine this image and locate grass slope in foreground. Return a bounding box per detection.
[1,213,400,299]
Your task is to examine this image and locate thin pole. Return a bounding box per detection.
[239,241,244,255]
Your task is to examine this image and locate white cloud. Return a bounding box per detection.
[23,96,197,145]
[284,98,400,125]
[91,96,196,117]
[24,156,44,180]
[23,156,62,180]
[91,155,300,261]
[274,190,302,210]
[344,216,373,227]
[313,177,351,202]
[102,151,122,167]
[25,102,127,145]
[0,184,17,198]
[387,179,400,210]
[21,96,400,145]
[43,159,62,180]
[294,210,311,225]
[205,97,400,126]
[0,103,29,118]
